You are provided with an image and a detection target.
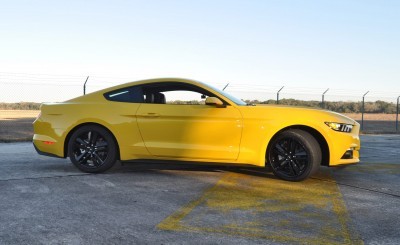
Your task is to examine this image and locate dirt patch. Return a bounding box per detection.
[0,110,39,142]
[356,120,399,134]
[0,118,35,142]
[343,113,397,121]
[344,114,399,134]
[0,110,40,119]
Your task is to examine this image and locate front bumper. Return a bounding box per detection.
[328,125,360,166]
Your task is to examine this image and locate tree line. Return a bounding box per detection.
[0,102,41,110]
[0,100,398,113]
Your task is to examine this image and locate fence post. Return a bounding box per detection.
[322,88,329,109]
[277,86,284,104]
[361,91,369,131]
[396,96,399,132]
[222,83,229,91]
[83,76,89,95]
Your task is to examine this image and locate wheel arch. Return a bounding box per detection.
[63,122,121,160]
[265,125,330,167]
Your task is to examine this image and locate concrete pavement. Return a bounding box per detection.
[0,135,399,244]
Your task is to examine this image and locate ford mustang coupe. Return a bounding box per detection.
[33,78,360,181]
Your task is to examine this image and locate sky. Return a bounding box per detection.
[0,0,399,102]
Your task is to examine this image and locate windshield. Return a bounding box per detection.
[200,82,247,106]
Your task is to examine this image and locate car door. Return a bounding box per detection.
[136,84,243,161]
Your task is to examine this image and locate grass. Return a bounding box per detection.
[0,110,399,142]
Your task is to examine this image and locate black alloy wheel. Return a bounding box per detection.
[267,129,321,181]
[68,125,117,173]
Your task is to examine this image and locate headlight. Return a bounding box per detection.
[325,122,353,132]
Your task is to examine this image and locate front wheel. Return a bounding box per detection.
[68,125,117,173]
[267,129,321,181]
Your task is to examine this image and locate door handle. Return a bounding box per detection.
[142,113,160,118]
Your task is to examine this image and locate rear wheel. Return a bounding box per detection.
[267,129,321,181]
[68,125,117,173]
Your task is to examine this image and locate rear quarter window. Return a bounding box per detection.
[104,87,144,103]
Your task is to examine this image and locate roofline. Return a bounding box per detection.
[99,77,203,92]
[66,77,239,107]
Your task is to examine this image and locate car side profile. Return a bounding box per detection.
[33,78,360,181]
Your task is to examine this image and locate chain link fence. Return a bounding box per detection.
[1,72,399,141]
[223,84,400,134]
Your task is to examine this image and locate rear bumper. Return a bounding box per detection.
[33,134,65,158]
[33,142,65,158]
[33,117,66,158]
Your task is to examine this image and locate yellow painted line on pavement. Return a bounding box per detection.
[158,169,363,244]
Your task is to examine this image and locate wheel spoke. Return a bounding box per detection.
[287,161,295,176]
[294,148,306,155]
[289,161,300,175]
[274,144,287,156]
[92,152,105,166]
[289,138,296,153]
[294,151,307,161]
[74,138,87,149]
[88,131,99,145]
[275,158,288,169]
[95,141,108,152]
[76,137,86,145]
[74,142,85,150]
[76,151,89,163]
[294,159,305,169]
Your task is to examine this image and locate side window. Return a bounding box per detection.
[142,82,216,105]
[163,90,206,105]
[104,87,144,103]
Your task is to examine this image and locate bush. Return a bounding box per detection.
[0,102,41,110]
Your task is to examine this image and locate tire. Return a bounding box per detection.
[68,125,117,173]
[267,129,321,181]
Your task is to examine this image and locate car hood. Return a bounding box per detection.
[239,104,358,125]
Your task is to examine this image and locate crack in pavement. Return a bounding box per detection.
[311,177,400,198]
[0,173,92,182]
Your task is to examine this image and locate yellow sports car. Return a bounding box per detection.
[33,78,360,181]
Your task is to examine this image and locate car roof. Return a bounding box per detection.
[103,78,205,92]
[66,78,228,103]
